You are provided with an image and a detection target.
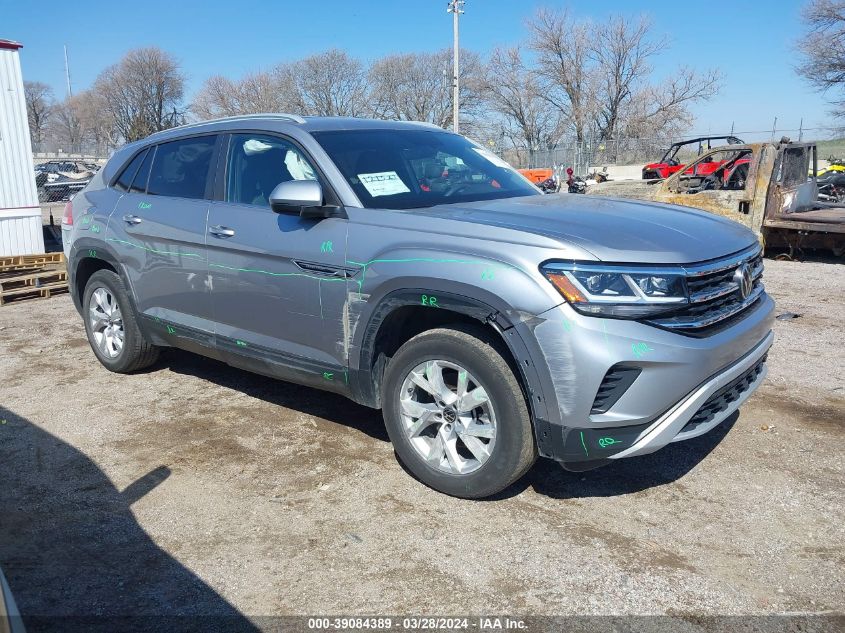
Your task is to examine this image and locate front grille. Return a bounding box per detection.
[590,365,641,414]
[648,246,764,335]
[680,354,767,434]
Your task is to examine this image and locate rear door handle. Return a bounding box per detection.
[209,225,235,238]
[123,214,143,225]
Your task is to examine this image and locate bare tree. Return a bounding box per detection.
[191,69,302,120]
[589,16,664,140]
[291,49,368,117]
[74,89,120,155]
[527,8,720,143]
[622,67,721,139]
[368,48,483,128]
[592,17,720,140]
[49,96,85,154]
[483,47,564,165]
[527,8,596,142]
[24,81,54,150]
[94,47,186,142]
[797,0,845,117]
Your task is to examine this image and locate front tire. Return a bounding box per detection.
[83,269,160,373]
[382,325,537,498]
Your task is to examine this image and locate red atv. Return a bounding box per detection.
[642,136,744,180]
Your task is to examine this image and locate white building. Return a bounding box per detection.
[0,38,44,257]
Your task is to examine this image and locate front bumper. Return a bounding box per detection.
[518,291,774,467]
[563,332,770,468]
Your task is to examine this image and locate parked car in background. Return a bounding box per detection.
[35,160,100,202]
[642,135,744,180]
[62,114,773,498]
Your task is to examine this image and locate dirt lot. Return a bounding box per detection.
[0,258,843,630]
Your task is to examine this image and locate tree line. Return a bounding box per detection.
[26,7,726,159]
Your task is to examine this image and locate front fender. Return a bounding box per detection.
[344,246,564,452]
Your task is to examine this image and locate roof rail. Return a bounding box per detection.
[148,113,307,138]
[408,120,443,130]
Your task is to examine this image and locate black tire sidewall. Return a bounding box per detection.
[383,329,534,498]
[82,270,142,372]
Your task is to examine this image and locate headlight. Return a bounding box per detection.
[541,262,688,318]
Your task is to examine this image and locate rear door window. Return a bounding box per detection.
[147,136,217,199]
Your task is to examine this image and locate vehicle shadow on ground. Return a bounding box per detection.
[0,405,260,633]
[161,349,390,442]
[159,348,736,502]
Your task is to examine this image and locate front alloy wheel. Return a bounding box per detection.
[382,325,537,498]
[400,360,497,475]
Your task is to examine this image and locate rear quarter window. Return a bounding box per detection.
[147,136,217,199]
[130,149,155,193]
[114,149,148,192]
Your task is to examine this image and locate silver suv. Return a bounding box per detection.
[63,115,774,498]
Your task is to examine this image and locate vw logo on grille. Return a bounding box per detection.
[733,263,753,299]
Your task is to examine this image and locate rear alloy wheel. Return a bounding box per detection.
[83,269,159,373]
[89,287,125,359]
[383,326,537,498]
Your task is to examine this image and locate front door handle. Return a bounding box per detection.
[209,225,235,238]
[123,214,143,225]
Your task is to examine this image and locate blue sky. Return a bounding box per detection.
[2,0,836,138]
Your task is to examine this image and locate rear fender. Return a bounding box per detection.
[67,237,143,329]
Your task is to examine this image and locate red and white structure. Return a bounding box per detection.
[0,38,44,256]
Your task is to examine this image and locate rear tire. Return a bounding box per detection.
[382,325,537,498]
[82,269,159,373]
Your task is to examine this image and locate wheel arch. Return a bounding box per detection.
[349,286,553,447]
[68,238,137,317]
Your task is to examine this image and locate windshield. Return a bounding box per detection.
[311,129,540,209]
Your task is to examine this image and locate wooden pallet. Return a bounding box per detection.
[0,269,68,293]
[0,252,65,274]
[0,280,69,306]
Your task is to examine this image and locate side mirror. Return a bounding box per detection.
[269,180,336,218]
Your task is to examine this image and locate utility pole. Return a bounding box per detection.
[63,45,72,98]
[447,0,464,133]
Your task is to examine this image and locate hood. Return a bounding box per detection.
[406,193,758,264]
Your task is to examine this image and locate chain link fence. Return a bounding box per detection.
[33,156,105,203]
[505,126,845,176]
[503,136,672,176]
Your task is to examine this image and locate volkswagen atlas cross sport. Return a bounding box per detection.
[63,114,774,498]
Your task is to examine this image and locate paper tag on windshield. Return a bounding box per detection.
[357,171,410,197]
[473,147,512,169]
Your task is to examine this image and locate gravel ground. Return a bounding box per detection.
[0,257,842,631]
